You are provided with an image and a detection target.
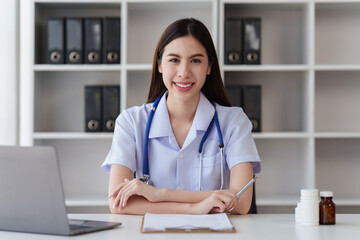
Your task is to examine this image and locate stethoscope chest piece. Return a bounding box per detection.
[139,174,153,186]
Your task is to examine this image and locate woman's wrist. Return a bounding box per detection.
[156,188,169,202]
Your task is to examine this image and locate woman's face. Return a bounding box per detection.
[158,35,211,104]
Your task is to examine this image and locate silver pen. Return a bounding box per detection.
[236,176,257,199]
[228,176,257,212]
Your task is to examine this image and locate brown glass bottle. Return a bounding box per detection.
[319,191,336,225]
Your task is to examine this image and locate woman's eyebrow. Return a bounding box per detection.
[166,53,205,58]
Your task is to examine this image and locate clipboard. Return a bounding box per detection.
[140,213,236,233]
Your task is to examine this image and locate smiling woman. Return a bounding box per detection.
[102,18,261,215]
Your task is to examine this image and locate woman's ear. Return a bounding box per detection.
[207,62,212,75]
[158,62,163,73]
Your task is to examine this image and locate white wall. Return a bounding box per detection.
[0,0,18,145]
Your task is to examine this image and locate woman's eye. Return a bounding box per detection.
[169,58,179,63]
[191,59,201,63]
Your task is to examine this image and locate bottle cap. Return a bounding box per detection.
[301,189,318,197]
[320,191,333,197]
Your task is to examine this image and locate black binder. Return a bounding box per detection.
[65,18,83,64]
[84,18,102,64]
[243,18,261,64]
[224,18,242,64]
[225,86,242,107]
[85,86,102,132]
[242,85,261,132]
[103,18,120,64]
[102,86,120,132]
[47,18,65,64]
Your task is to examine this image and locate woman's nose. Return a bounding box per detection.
[177,62,191,78]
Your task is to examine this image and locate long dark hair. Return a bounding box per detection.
[147,18,231,107]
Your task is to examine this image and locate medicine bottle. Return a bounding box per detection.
[301,189,319,226]
[319,191,336,225]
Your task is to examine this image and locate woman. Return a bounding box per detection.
[102,18,261,215]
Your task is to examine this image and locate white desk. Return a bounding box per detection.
[1,214,359,239]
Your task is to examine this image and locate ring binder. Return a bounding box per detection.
[103,17,121,64]
[243,18,261,65]
[47,18,65,64]
[85,86,102,132]
[102,86,120,132]
[242,85,261,132]
[225,18,242,65]
[66,18,83,64]
[84,18,103,64]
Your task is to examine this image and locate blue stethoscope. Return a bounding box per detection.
[140,95,225,191]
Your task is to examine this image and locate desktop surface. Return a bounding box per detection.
[0,214,359,240]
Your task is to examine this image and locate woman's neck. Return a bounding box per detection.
[166,94,200,124]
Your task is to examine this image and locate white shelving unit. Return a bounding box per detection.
[20,0,360,212]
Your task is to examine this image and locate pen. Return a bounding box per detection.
[236,176,257,199]
[228,176,257,212]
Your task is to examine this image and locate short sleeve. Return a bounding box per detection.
[224,108,261,174]
[101,110,137,173]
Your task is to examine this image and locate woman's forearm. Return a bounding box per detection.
[159,188,232,203]
[109,195,193,215]
[159,188,250,214]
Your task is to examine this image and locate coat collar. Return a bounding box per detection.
[148,92,215,139]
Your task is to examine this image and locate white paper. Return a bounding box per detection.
[142,213,233,232]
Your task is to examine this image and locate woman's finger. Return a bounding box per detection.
[109,178,129,199]
[112,179,131,209]
[119,179,143,208]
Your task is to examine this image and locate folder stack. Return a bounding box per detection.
[85,86,120,132]
[225,85,261,132]
[47,17,120,64]
[224,17,261,65]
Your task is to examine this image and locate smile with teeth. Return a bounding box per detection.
[174,82,194,88]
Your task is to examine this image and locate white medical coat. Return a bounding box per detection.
[102,92,261,191]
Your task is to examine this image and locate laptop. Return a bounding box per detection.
[0,145,121,236]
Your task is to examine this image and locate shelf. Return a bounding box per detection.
[316,138,360,202]
[34,0,121,3]
[315,2,360,64]
[332,196,360,206]
[315,71,360,132]
[222,65,309,72]
[126,64,152,71]
[225,71,309,132]
[253,132,309,139]
[315,132,360,139]
[257,195,298,206]
[34,64,122,72]
[315,0,360,6]
[222,1,310,65]
[223,0,310,4]
[257,195,360,206]
[65,195,108,207]
[20,0,360,212]
[315,65,360,71]
[33,132,114,139]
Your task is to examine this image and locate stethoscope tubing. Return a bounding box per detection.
[142,95,225,191]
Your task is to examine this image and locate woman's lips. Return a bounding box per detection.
[173,82,195,92]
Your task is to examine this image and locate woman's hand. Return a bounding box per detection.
[110,178,164,209]
[189,191,237,214]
